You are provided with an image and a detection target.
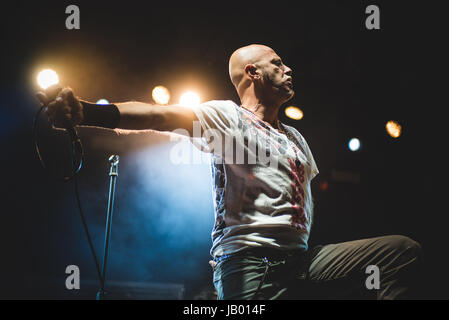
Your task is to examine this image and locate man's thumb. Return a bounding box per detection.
[36,91,48,106]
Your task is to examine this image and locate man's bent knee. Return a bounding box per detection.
[381,235,422,258]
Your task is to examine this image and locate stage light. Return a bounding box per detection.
[285,106,304,120]
[37,69,59,89]
[152,85,170,105]
[96,99,110,105]
[386,120,402,138]
[179,91,200,107]
[348,138,361,152]
[320,181,329,192]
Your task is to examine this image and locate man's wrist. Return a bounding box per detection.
[80,101,121,129]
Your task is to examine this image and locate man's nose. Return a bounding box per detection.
[284,65,293,76]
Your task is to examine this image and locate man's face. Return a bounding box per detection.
[257,51,294,103]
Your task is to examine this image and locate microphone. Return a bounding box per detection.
[61,118,84,174]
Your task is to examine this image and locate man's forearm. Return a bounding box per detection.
[80,100,170,130]
[117,102,197,135]
[80,100,197,135]
[115,101,166,130]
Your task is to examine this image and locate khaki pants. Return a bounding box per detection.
[213,235,422,300]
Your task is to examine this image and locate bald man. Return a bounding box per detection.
[37,44,422,300]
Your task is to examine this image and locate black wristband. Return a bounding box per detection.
[80,101,120,129]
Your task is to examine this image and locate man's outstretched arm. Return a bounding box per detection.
[36,86,198,136]
[115,101,197,135]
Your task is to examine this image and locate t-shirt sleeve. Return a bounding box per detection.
[190,100,239,155]
[303,137,319,180]
[289,127,319,180]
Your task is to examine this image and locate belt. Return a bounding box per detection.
[214,247,306,264]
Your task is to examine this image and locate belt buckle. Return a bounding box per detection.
[214,254,231,264]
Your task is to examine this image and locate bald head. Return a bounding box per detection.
[228,44,294,106]
[229,44,274,90]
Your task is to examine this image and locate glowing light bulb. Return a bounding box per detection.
[386,120,402,138]
[152,85,171,105]
[96,99,110,105]
[348,138,361,152]
[37,69,59,89]
[285,106,304,120]
[179,91,200,107]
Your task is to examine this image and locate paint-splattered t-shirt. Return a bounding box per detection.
[191,100,318,258]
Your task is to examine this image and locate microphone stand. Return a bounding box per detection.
[97,155,120,300]
[34,96,116,300]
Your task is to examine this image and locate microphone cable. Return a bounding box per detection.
[33,105,103,290]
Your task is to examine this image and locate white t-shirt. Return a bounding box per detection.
[191,100,319,258]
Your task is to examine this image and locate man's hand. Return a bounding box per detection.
[36,86,84,128]
[209,260,217,269]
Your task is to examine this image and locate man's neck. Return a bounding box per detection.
[240,97,280,128]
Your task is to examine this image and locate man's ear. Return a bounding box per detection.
[245,64,260,80]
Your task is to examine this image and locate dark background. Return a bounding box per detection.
[0,0,446,299]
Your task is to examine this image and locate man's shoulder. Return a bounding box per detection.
[198,100,240,122]
[281,123,305,140]
[192,100,240,129]
[281,123,311,153]
[200,100,239,109]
